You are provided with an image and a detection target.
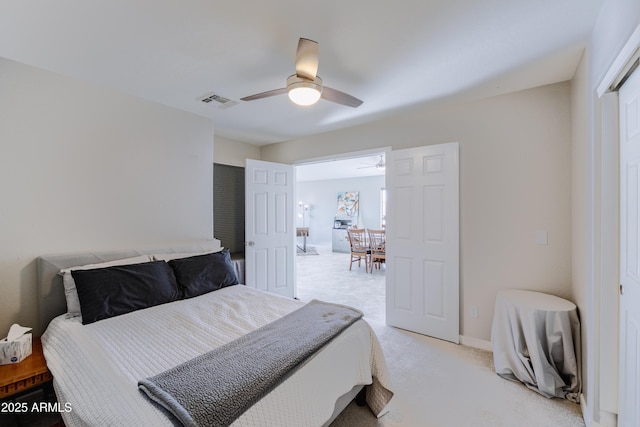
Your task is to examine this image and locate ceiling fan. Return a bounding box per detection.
[357,155,385,170]
[240,38,363,108]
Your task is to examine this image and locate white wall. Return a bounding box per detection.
[214,135,260,167]
[262,82,573,343]
[0,57,214,335]
[296,175,385,247]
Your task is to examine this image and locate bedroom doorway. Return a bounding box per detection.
[294,150,388,322]
[221,143,459,341]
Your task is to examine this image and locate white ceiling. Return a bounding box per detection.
[0,1,603,146]
[296,153,386,182]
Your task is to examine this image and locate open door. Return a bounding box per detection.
[385,142,460,343]
[245,159,295,298]
[619,66,640,427]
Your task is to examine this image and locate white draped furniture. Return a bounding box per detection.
[491,289,581,402]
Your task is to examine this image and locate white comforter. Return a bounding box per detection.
[42,285,392,426]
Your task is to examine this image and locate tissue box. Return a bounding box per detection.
[0,333,32,365]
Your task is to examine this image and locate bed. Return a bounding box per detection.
[36,241,393,426]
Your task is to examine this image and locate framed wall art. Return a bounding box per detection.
[336,191,359,218]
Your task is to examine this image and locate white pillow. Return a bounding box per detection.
[151,250,221,262]
[59,255,153,318]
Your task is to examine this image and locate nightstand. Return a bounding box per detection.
[0,337,52,400]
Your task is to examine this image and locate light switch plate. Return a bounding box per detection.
[536,230,548,245]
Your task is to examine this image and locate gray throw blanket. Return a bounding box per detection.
[138,300,363,427]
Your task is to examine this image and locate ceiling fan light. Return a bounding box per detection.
[287,75,322,106]
[288,87,321,106]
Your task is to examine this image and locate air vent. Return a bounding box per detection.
[200,93,238,109]
[201,94,229,104]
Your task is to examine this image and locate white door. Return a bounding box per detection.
[619,66,640,427]
[385,142,460,343]
[245,159,295,298]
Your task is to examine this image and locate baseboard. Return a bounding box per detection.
[598,411,617,427]
[580,394,617,427]
[459,335,492,352]
[581,393,590,425]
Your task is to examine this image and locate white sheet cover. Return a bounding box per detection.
[491,289,581,402]
[42,285,392,426]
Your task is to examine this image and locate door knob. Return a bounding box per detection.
[246,241,255,246]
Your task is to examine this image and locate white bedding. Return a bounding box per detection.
[42,285,392,426]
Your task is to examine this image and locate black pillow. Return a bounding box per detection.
[73,260,181,325]
[168,249,239,298]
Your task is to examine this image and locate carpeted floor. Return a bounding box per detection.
[295,246,585,427]
[8,247,584,427]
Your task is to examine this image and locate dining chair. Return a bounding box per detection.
[347,228,370,272]
[368,229,386,272]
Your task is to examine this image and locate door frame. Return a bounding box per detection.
[293,147,393,168]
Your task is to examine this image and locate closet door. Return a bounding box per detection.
[619,66,640,427]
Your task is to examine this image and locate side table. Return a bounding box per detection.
[0,336,53,400]
[491,289,581,402]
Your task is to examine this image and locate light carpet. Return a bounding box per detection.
[295,246,585,427]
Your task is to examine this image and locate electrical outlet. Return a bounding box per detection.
[470,306,479,318]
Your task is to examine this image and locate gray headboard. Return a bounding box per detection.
[35,240,240,335]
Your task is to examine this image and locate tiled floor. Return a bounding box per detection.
[295,245,385,324]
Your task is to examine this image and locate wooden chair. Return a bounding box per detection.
[368,229,386,272]
[347,228,370,272]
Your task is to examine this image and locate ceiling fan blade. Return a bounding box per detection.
[295,38,319,80]
[240,87,287,102]
[321,86,363,108]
